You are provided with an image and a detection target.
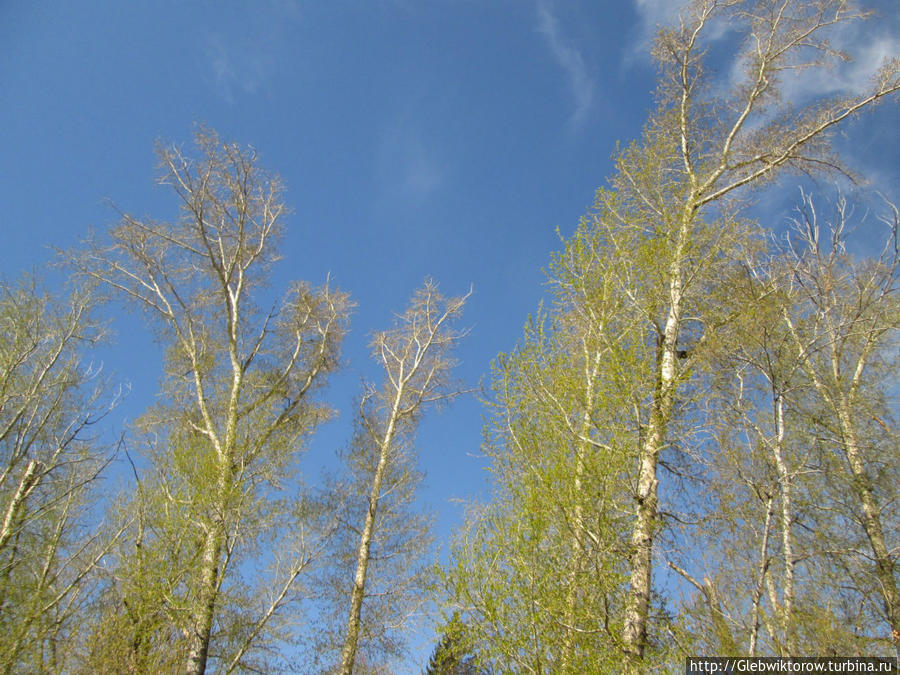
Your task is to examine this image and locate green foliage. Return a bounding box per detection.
[0,276,115,673]
[74,130,352,673]
[424,623,488,675]
[445,1,900,670]
[320,283,468,675]
[445,220,650,671]
[2,2,899,671]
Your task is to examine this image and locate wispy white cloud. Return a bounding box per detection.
[627,0,688,61]
[631,0,897,102]
[536,0,594,129]
[399,137,443,196]
[204,34,259,104]
[201,0,302,104]
[628,1,899,200]
[627,0,737,69]
[633,0,683,34]
[780,35,900,102]
[718,12,900,114]
[376,119,444,203]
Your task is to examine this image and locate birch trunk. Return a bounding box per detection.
[749,495,775,656]
[836,403,900,657]
[783,221,900,658]
[560,348,602,671]
[770,394,796,655]
[186,524,224,675]
[186,277,244,675]
[337,283,467,673]
[0,460,41,555]
[622,210,689,671]
[339,387,404,675]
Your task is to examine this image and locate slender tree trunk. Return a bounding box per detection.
[835,404,900,657]
[560,460,586,672]
[186,437,235,674]
[788,305,900,659]
[186,290,245,675]
[770,393,796,655]
[339,388,404,675]
[0,462,39,667]
[0,460,40,554]
[623,216,686,671]
[622,406,665,672]
[560,349,602,672]
[186,500,226,675]
[749,494,775,656]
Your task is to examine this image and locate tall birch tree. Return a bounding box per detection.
[780,194,900,658]
[445,221,649,672]
[671,194,900,659]
[617,2,898,666]
[330,281,468,675]
[448,1,900,671]
[670,252,829,657]
[0,276,118,673]
[73,129,350,674]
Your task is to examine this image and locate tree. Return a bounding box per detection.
[668,243,833,657]
[667,193,900,660]
[0,275,119,673]
[779,193,900,658]
[73,129,350,674]
[447,0,900,670]
[616,1,898,665]
[445,223,646,672]
[331,281,468,674]
[424,622,489,675]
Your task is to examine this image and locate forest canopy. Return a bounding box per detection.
[1,1,899,673]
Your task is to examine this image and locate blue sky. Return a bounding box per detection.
[1,1,899,670]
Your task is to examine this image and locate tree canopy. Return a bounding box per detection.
[1,1,899,673]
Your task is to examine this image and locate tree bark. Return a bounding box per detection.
[0,460,40,555]
[785,290,900,660]
[836,403,900,658]
[749,494,775,656]
[770,394,796,655]
[339,387,404,675]
[560,348,602,672]
[622,211,687,671]
[186,476,228,675]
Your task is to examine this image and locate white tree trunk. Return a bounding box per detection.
[623,228,684,671]
[560,349,602,671]
[770,393,796,655]
[339,389,404,675]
